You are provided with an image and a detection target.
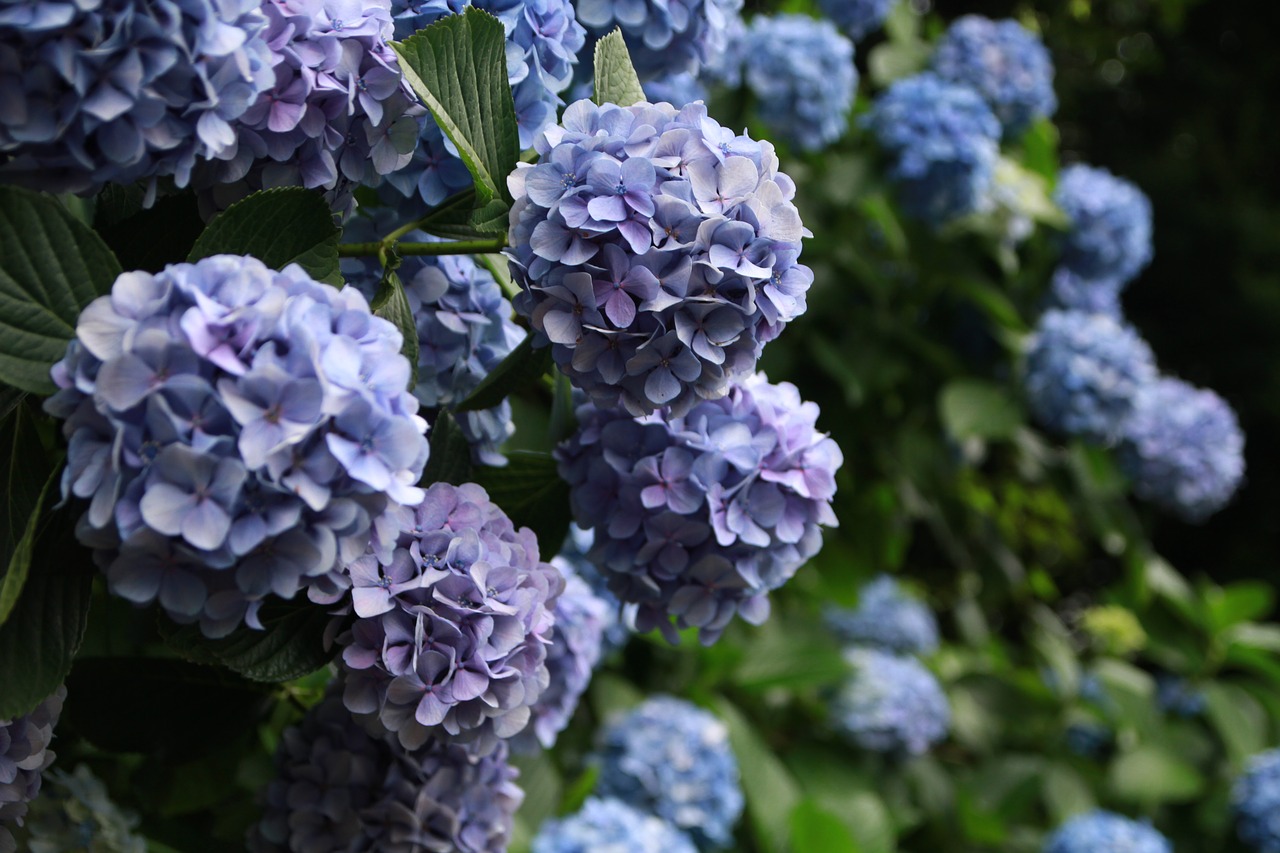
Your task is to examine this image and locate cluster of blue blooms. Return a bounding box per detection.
[1155,674,1206,718]
[816,0,892,42]
[1234,748,1280,852]
[0,686,65,849]
[509,99,814,416]
[1043,810,1171,853]
[553,525,630,651]
[558,373,841,643]
[12,765,145,853]
[833,647,950,756]
[643,73,710,109]
[533,796,698,853]
[574,0,743,80]
[825,575,940,656]
[45,255,430,637]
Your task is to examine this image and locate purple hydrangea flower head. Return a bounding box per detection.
[0,686,66,837]
[1044,810,1171,853]
[339,482,563,755]
[824,575,939,656]
[816,0,891,42]
[833,648,949,756]
[1054,164,1154,284]
[509,99,815,416]
[0,0,274,195]
[554,525,629,651]
[1022,309,1156,444]
[863,73,1001,225]
[1234,749,1280,853]
[595,696,742,850]
[739,15,855,152]
[1047,267,1124,317]
[931,15,1057,138]
[1155,674,1205,718]
[250,690,523,852]
[533,796,698,853]
[643,73,709,109]
[44,255,429,637]
[558,373,840,644]
[1117,377,1245,522]
[574,0,744,80]
[12,764,145,853]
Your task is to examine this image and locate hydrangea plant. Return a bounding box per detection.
[824,575,940,656]
[574,0,743,79]
[816,0,892,42]
[532,796,698,853]
[833,648,950,755]
[14,765,145,853]
[1043,810,1172,853]
[1054,164,1154,284]
[1235,749,1280,853]
[0,687,65,847]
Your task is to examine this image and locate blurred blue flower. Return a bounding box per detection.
[825,575,939,656]
[1043,810,1171,853]
[1046,266,1124,317]
[1155,674,1206,718]
[595,696,742,850]
[1064,721,1112,759]
[575,0,744,80]
[533,796,698,853]
[833,648,950,756]
[0,686,65,839]
[16,764,144,853]
[553,525,629,651]
[1055,164,1153,284]
[1235,749,1280,853]
[643,73,709,108]
[816,0,891,42]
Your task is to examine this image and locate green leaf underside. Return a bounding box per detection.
[421,410,475,487]
[0,186,121,394]
[473,451,571,555]
[187,187,341,285]
[454,334,552,412]
[593,30,646,107]
[158,601,337,683]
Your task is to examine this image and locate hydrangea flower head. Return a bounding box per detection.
[1234,749,1280,853]
[340,482,563,755]
[1023,309,1156,444]
[931,15,1057,138]
[816,0,892,42]
[644,73,710,109]
[0,0,273,195]
[739,15,856,152]
[44,255,429,637]
[833,648,949,755]
[533,796,698,853]
[863,73,1001,224]
[824,575,939,656]
[250,690,522,853]
[558,373,841,644]
[553,525,629,651]
[1118,377,1245,522]
[1055,164,1154,284]
[575,0,744,79]
[1043,810,1171,853]
[0,686,65,838]
[1047,267,1124,317]
[15,765,145,853]
[1155,674,1205,718]
[509,99,815,417]
[595,696,742,850]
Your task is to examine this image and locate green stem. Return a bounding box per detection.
[337,238,506,257]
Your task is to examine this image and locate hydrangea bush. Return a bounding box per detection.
[832,648,950,755]
[532,796,698,853]
[1043,810,1172,853]
[1054,164,1154,284]
[1234,749,1280,853]
[824,575,940,656]
[817,0,892,42]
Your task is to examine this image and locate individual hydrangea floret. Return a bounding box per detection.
[1047,267,1124,317]
[44,255,429,637]
[1117,377,1245,522]
[1043,810,1171,853]
[509,99,815,417]
[1054,164,1154,284]
[575,0,744,79]
[931,15,1057,138]
[1234,748,1280,853]
[595,696,742,850]
[533,796,698,853]
[340,482,562,755]
[14,765,145,853]
[1022,309,1157,444]
[250,690,523,853]
[0,0,273,195]
[1155,674,1205,718]
[558,373,840,644]
[817,0,892,42]
[824,575,939,656]
[0,686,66,840]
[739,15,856,152]
[644,73,710,109]
[833,648,949,755]
[863,73,1001,224]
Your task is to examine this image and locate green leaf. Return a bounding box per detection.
[95,190,205,273]
[0,463,59,626]
[421,409,475,487]
[454,334,552,412]
[868,39,931,87]
[157,601,338,683]
[1109,745,1204,805]
[0,186,122,394]
[1205,581,1275,633]
[547,371,576,446]
[593,30,646,107]
[0,401,57,624]
[187,187,341,285]
[1041,763,1096,823]
[370,266,420,391]
[1202,682,1267,768]
[392,9,519,212]
[939,379,1024,440]
[790,799,858,851]
[712,696,801,853]
[472,451,571,554]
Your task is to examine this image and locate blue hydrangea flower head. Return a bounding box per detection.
[0,685,66,839]
[863,73,1001,224]
[1064,722,1112,758]
[824,575,939,656]
[509,99,815,416]
[1118,377,1245,522]
[644,73,710,109]
[44,255,430,638]
[558,373,841,644]
[739,15,856,152]
[1234,749,1280,853]
[1043,810,1171,853]
[833,648,950,755]
[595,696,743,850]
[817,0,892,42]
[1154,674,1205,718]
[575,0,744,80]
[1055,164,1154,284]
[15,765,145,853]
[931,15,1057,138]
[554,525,629,651]
[0,0,274,195]
[250,690,523,852]
[1023,308,1157,444]
[1047,267,1124,317]
[533,796,698,853]
[340,482,563,755]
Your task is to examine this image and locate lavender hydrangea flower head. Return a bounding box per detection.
[1055,164,1154,284]
[44,255,429,637]
[533,797,698,853]
[250,690,523,853]
[1047,267,1124,317]
[1117,377,1245,522]
[739,15,856,152]
[14,765,145,853]
[509,99,815,416]
[558,373,840,644]
[554,525,629,651]
[1043,810,1171,853]
[595,696,743,850]
[816,0,892,42]
[574,0,744,80]
[824,575,939,656]
[834,648,949,755]
[0,0,273,195]
[863,73,1001,224]
[931,15,1057,138]
[0,686,66,838]
[1234,749,1280,853]
[1022,309,1157,444]
[340,482,563,755]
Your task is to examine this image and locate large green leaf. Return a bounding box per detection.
[370,265,420,391]
[472,451,571,554]
[0,186,121,394]
[593,30,646,107]
[392,9,519,212]
[790,799,859,851]
[712,696,801,853]
[157,601,338,683]
[938,379,1024,440]
[0,401,58,624]
[187,187,341,285]
[454,334,552,412]
[1109,745,1204,805]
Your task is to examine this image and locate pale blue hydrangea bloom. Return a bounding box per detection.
[1046,267,1124,317]
[644,73,710,108]
[17,765,145,853]
[1043,810,1171,853]
[595,696,743,850]
[1234,749,1280,853]
[0,686,65,845]
[824,575,939,656]
[1055,164,1154,284]
[817,0,892,42]
[1155,674,1205,718]
[833,648,950,755]
[533,796,698,853]
[575,0,744,80]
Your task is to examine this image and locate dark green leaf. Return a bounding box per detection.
[1109,745,1203,805]
[593,30,646,107]
[187,187,341,285]
[472,451,570,553]
[1203,682,1267,768]
[1041,763,1096,823]
[1206,581,1275,632]
[547,371,576,446]
[712,696,800,853]
[789,799,859,851]
[157,601,338,683]
[95,190,205,273]
[938,380,1024,440]
[0,186,122,394]
[422,409,475,487]
[454,334,552,412]
[0,384,24,422]
[370,266,420,391]
[0,462,59,626]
